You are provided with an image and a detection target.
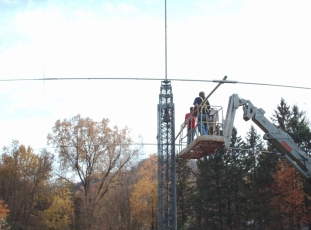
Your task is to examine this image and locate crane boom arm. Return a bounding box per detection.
[223,94,311,179]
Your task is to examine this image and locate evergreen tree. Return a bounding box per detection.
[187,151,227,229]
[224,127,249,230]
[189,127,248,229]
[271,99,311,155]
[176,155,192,229]
[271,97,291,132]
[288,105,311,154]
[242,125,275,229]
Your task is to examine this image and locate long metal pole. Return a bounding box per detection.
[205,76,227,99]
[165,0,167,80]
[175,76,229,140]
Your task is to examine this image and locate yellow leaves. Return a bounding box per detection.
[131,178,157,227]
[47,115,141,229]
[137,154,157,180]
[1,142,53,184]
[130,154,158,228]
[0,140,54,228]
[42,186,74,230]
[47,115,138,175]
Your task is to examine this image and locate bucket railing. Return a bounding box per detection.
[178,105,224,156]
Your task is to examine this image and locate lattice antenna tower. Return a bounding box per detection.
[157,81,176,229]
[157,0,177,229]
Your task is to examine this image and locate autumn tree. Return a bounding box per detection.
[0,140,54,229]
[47,114,141,230]
[99,164,140,230]
[0,199,10,230]
[270,159,308,229]
[0,200,9,219]
[130,154,158,230]
[42,181,74,230]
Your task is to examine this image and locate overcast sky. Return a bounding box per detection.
[0,0,310,157]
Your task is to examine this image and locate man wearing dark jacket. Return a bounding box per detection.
[193,91,210,136]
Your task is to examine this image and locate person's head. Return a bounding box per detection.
[199,91,205,97]
[190,107,193,111]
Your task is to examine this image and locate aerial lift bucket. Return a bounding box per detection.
[178,106,225,159]
[178,135,225,159]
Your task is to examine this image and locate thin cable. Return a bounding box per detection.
[228,147,282,154]
[175,76,227,140]
[230,80,309,89]
[0,77,310,89]
[33,143,283,155]
[0,77,216,82]
[32,143,156,151]
[43,62,46,95]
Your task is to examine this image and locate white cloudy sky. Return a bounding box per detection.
[0,0,310,156]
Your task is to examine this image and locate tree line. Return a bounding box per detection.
[177,98,311,230]
[0,98,310,229]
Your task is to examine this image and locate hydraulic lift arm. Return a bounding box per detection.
[223,94,311,179]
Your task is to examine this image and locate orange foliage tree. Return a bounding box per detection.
[270,159,310,228]
[130,154,158,230]
[0,200,9,219]
[0,199,10,230]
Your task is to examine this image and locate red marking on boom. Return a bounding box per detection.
[282,141,292,152]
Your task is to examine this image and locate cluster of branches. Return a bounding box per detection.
[176,98,311,230]
[0,114,153,230]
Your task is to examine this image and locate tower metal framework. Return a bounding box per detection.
[157,80,177,230]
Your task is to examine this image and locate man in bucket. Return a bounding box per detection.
[193,91,210,136]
